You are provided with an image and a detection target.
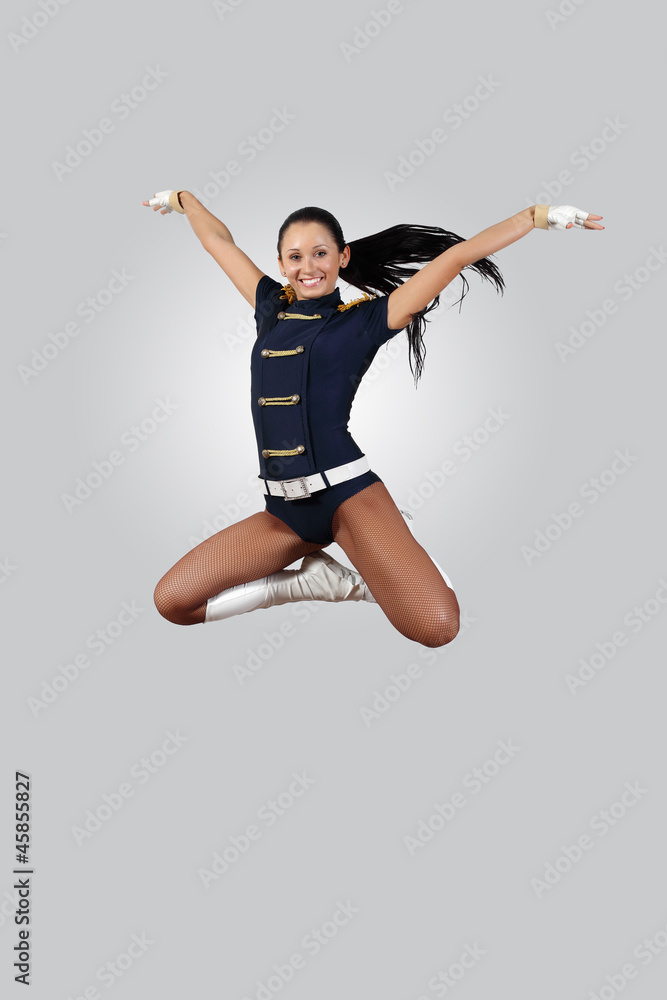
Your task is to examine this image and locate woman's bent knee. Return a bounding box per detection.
[153,581,204,626]
[412,607,460,648]
[421,618,460,647]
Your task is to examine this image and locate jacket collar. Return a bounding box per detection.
[280,283,342,315]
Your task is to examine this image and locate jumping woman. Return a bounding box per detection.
[145,192,603,647]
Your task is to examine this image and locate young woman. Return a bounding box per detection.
[145,192,603,647]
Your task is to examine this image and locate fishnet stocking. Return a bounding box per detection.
[154,483,459,646]
[332,481,460,647]
[153,511,323,626]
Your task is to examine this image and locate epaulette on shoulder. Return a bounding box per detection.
[337,293,376,312]
[279,283,297,305]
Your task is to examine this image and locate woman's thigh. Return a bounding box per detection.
[331,481,460,647]
[154,509,324,623]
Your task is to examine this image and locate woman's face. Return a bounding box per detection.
[278,222,349,300]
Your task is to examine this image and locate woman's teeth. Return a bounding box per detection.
[300,277,322,286]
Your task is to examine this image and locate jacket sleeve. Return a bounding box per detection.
[254,275,284,338]
[358,294,406,346]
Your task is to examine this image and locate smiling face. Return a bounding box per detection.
[278,221,350,300]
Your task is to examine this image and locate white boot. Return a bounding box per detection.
[399,509,454,589]
[204,550,376,623]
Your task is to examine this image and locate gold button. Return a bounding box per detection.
[292,394,300,403]
[296,445,305,454]
[296,345,305,353]
[277,311,286,320]
[262,449,269,458]
[258,397,266,406]
[261,349,270,357]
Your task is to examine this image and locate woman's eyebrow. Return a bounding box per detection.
[286,243,329,252]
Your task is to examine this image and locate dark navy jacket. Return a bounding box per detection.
[251,275,403,482]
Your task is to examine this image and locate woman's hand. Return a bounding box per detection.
[141,190,185,214]
[537,205,604,230]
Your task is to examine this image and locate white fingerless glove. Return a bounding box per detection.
[534,204,589,230]
[147,190,185,214]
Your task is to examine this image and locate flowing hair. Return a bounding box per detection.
[277,206,505,387]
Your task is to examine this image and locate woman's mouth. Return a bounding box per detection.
[300,277,323,287]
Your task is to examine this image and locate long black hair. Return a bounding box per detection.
[277,206,505,387]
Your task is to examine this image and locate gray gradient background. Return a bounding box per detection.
[2,0,665,997]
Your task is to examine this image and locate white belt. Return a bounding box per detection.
[261,455,370,500]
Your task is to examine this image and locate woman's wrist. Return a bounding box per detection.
[533,204,551,229]
[174,190,204,215]
[167,190,186,214]
[176,190,193,212]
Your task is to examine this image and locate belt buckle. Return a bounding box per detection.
[280,476,311,500]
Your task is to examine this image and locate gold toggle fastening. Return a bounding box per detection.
[262,445,306,458]
[277,311,322,320]
[261,346,305,357]
[258,395,300,406]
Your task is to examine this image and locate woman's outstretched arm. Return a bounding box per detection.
[143,190,265,308]
[386,204,603,331]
